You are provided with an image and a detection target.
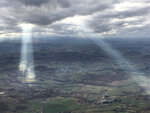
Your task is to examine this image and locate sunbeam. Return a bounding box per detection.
[19,23,35,83]
[79,25,150,93]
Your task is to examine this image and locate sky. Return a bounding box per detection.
[0,0,150,39]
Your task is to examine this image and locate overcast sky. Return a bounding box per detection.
[0,0,150,39]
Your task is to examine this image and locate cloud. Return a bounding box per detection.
[16,0,50,6]
[87,2,150,37]
[0,0,113,24]
[0,0,150,38]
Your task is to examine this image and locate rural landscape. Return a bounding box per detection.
[0,0,150,113]
[0,37,150,113]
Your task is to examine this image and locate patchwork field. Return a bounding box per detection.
[0,37,150,113]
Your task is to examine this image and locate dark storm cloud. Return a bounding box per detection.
[22,3,110,26]
[0,0,114,25]
[0,0,150,38]
[14,0,71,7]
[11,0,112,26]
[0,0,70,7]
[57,0,71,8]
[16,0,49,6]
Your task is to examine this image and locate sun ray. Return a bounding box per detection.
[19,23,36,83]
[79,24,150,93]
